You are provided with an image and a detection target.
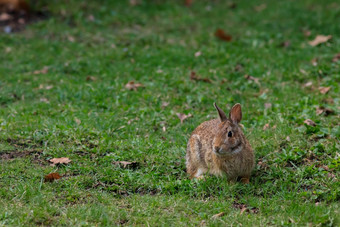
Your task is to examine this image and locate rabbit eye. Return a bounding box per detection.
[228,131,232,137]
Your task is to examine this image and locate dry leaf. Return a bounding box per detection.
[244,74,260,84]
[286,136,290,142]
[311,58,318,66]
[74,117,81,125]
[303,30,311,37]
[308,35,332,46]
[176,113,193,124]
[234,64,243,72]
[68,36,75,42]
[280,41,291,48]
[332,53,340,62]
[303,81,313,87]
[40,97,49,103]
[161,101,169,108]
[185,0,193,7]
[87,14,95,21]
[240,207,247,214]
[86,76,97,81]
[33,66,48,75]
[190,71,211,83]
[125,81,144,91]
[328,172,336,179]
[316,107,334,116]
[304,119,316,127]
[162,126,166,132]
[211,212,226,219]
[263,123,270,130]
[44,173,62,182]
[215,28,232,42]
[318,86,331,94]
[264,103,272,109]
[49,157,72,166]
[113,161,139,169]
[254,4,266,11]
[194,51,201,57]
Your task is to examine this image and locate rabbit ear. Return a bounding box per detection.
[229,103,242,123]
[214,102,227,122]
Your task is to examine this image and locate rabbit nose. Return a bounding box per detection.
[213,146,220,153]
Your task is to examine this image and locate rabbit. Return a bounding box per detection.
[186,103,254,183]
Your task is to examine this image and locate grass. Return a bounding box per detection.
[0,0,339,226]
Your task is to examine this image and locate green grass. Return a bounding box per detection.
[0,0,339,226]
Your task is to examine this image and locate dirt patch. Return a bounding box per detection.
[0,149,44,165]
[0,6,48,33]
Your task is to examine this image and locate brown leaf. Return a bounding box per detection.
[86,76,97,81]
[234,64,244,72]
[211,212,226,219]
[40,97,49,103]
[125,81,144,91]
[316,107,334,116]
[254,4,266,12]
[49,157,72,166]
[304,119,316,127]
[74,117,81,125]
[87,14,95,21]
[308,35,332,46]
[318,86,331,94]
[279,41,291,48]
[311,58,318,66]
[244,74,260,84]
[264,103,272,109]
[328,172,336,179]
[332,53,340,62]
[176,113,192,124]
[286,136,291,142]
[190,71,211,83]
[113,161,139,169]
[44,173,62,182]
[194,51,201,57]
[263,123,270,130]
[68,36,75,42]
[303,81,313,87]
[232,202,259,214]
[161,101,169,108]
[215,28,232,42]
[185,0,193,7]
[33,66,48,75]
[303,30,311,37]
[240,207,247,215]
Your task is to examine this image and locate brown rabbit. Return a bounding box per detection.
[186,103,254,183]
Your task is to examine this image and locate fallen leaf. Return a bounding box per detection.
[286,136,291,142]
[86,76,97,81]
[234,64,243,72]
[0,13,12,21]
[240,207,247,214]
[40,97,49,103]
[311,58,318,66]
[44,173,62,182]
[87,14,95,21]
[279,41,291,48]
[304,119,316,127]
[211,212,226,219]
[318,86,331,94]
[190,71,211,83]
[176,113,193,124]
[68,36,75,42]
[332,53,340,62]
[308,35,332,46]
[328,172,336,179]
[264,103,272,109]
[185,0,193,7]
[161,101,169,108]
[316,107,334,116]
[303,30,311,37]
[33,66,48,75]
[194,51,201,57]
[254,4,266,12]
[303,81,313,87]
[162,126,166,132]
[45,85,53,90]
[113,161,139,169]
[263,123,270,130]
[244,74,260,84]
[215,28,232,42]
[49,157,72,166]
[232,202,259,214]
[74,117,81,125]
[129,0,139,6]
[125,81,144,91]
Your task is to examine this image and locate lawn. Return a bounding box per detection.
[0,0,339,226]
